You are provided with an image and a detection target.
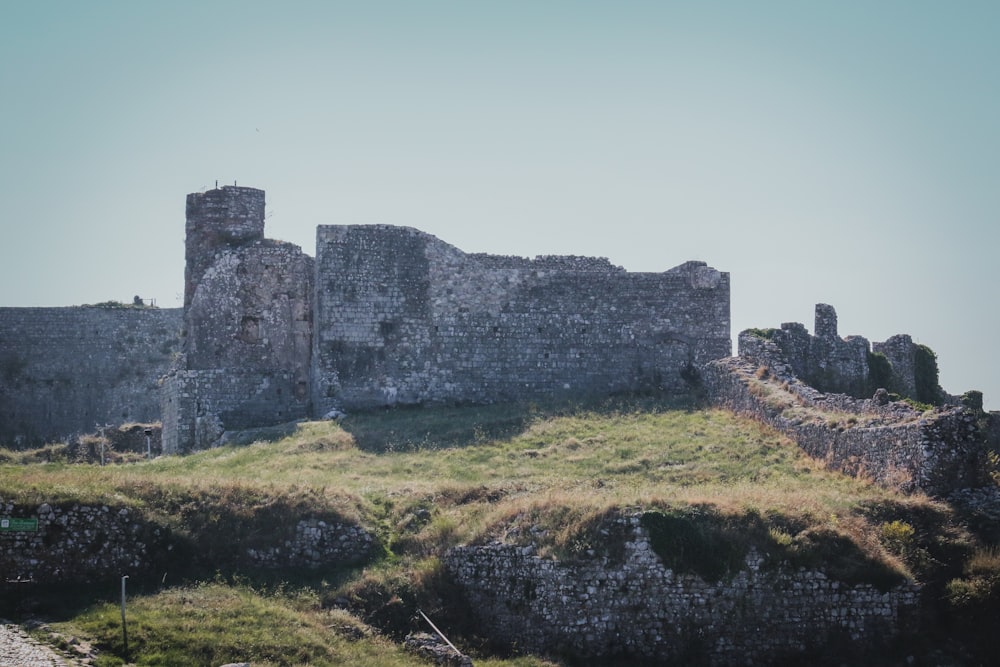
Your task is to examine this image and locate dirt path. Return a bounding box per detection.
[0,623,76,667]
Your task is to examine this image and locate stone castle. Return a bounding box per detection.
[0,185,732,451]
[0,185,989,471]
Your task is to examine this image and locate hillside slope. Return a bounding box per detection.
[1,397,996,665]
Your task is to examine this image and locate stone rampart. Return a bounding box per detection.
[311,225,729,414]
[703,346,988,495]
[0,307,181,446]
[445,516,918,664]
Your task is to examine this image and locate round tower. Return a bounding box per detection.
[184,185,266,307]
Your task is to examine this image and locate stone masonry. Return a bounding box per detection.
[0,501,375,584]
[161,186,730,452]
[310,224,730,416]
[445,515,919,664]
[0,307,181,446]
[704,312,991,495]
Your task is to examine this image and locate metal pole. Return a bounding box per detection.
[121,575,129,662]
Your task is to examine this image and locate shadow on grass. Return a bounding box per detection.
[340,390,700,453]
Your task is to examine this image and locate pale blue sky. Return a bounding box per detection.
[2,2,997,406]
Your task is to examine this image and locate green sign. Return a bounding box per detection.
[0,517,38,532]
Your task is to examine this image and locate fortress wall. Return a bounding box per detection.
[160,368,310,454]
[184,241,313,385]
[446,518,918,664]
[703,352,988,495]
[0,307,181,446]
[873,334,918,398]
[312,225,730,412]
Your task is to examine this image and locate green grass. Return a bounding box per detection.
[65,582,415,667]
[0,396,982,665]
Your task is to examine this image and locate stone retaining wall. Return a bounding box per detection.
[445,516,919,664]
[0,502,375,584]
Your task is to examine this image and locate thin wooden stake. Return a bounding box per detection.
[417,608,462,657]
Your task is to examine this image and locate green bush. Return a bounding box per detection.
[961,390,984,412]
[914,344,941,405]
[745,327,778,340]
[867,351,894,394]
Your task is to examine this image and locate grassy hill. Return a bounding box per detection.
[1,395,997,666]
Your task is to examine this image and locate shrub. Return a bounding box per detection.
[640,509,747,582]
[745,328,778,340]
[867,351,894,394]
[880,520,916,557]
[914,344,941,405]
[961,390,984,412]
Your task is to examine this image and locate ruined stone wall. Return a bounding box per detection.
[160,369,311,454]
[704,339,988,495]
[759,304,871,397]
[0,501,375,584]
[0,307,181,446]
[751,304,937,402]
[445,517,918,664]
[312,225,730,413]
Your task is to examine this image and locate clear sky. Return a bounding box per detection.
[2,2,997,407]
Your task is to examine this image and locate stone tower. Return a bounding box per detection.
[184,186,266,307]
[161,186,313,453]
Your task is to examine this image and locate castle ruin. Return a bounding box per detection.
[3,185,991,491]
[160,186,731,452]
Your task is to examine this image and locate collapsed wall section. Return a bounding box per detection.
[0,307,181,446]
[312,225,730,412]
[705,335,989,495]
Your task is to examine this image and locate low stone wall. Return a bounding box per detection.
[445,516,918,664]
[702,353,989,495]
[0,502,170,583]
[245,517,375,569]
[0,502,376,584]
